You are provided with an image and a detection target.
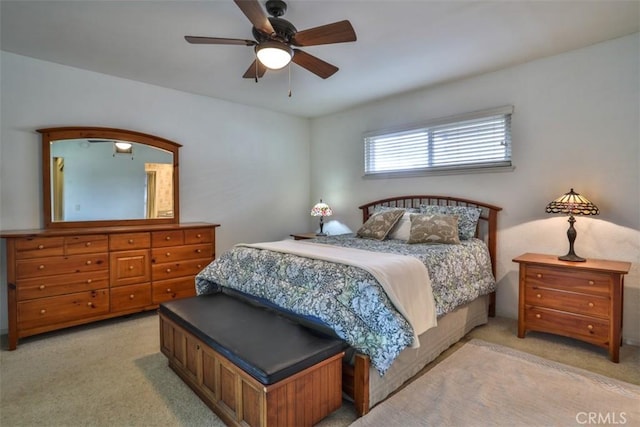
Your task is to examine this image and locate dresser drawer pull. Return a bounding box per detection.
[197,264,202,268]
[128,239,134,244]
[587,324,594,330]
[129,294,135,299]
[588,302,594,308]
[166,288,172,293]
[196,234,202,238]
[536,273,542,279]
[39,285,45,290]
[535,313,541,319]
[129,265,134,270]
[588,280,595,285]
[86,260,92,265]
[38,244,45,250]
[87,302,94,307]
[166,268,171,273]
[536,293,541,299]
[86,279,92,284]
[40,309,46,314]
[85,242,91,247]
[165,252,171,257]
[38,265,45,270]
[196,249,202,254]
[165,236,171,241]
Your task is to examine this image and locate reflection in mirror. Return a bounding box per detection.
[40,127,181,229]
[49,140,174,222]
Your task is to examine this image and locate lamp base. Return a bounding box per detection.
[558,253,586,262]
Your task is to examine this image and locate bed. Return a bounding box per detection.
[195,195,501,416]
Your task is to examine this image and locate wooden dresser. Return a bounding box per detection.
[513,253,631,362]
[1,222,219,350]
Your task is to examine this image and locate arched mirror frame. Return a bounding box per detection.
[39,127,181,229]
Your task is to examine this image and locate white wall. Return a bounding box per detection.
[0,52,311,332]
[309,34,640,344]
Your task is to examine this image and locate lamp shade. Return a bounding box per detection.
[256,41,293,70]
[545,188,599,216]
[311,200,333,217]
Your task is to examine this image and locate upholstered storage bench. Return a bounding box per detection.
[159,293,346,427]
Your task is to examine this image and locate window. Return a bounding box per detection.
[364,106,513,177]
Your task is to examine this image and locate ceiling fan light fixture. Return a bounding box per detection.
[256,41,293,70]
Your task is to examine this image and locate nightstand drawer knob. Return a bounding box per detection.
[588,280,595,285]
[588,302,594,308]
[535,314,541,319]
[536,273,542,279]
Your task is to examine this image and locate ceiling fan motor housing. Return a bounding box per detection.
[252,17,297,43]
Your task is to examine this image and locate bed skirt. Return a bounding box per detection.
[367,295,489,408]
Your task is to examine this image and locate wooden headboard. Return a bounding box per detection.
[358,195,502,277]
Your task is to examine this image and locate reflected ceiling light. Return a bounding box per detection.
[114,141,133,155]
[256,41,293,70]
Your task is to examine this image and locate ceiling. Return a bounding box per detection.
[1,0,638,118]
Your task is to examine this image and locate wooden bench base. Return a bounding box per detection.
[160,314,343,427]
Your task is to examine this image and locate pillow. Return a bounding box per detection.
[407,214,461,244]
[388,212,411,240]
[357,208,405,240]
[419,205,482,240]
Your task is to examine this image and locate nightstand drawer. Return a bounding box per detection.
[526,266,611,296]
[525,306,609,344]
[525,285,609,318]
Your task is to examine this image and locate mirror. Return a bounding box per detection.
[40,127,181,228]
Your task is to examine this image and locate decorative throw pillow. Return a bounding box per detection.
[388,212,412,240]
[357,208,405,240]
[419,205,482,240]
[407,214,461,244]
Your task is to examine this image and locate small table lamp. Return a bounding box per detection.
[311,199,333,236]
[545,188,599,262]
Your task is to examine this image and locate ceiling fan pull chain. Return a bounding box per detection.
[288,63,292,97]
[255,53,259,83]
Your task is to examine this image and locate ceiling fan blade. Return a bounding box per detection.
[185,36,257,46]
[233,0,275,36]
[292,49,338,79]
[242,59,268,79]
[292,20,357,46]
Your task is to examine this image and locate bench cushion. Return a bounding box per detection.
[159,293,346,385]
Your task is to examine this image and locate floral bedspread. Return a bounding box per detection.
[195,234,495,374]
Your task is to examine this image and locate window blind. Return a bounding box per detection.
[364,106,513,176]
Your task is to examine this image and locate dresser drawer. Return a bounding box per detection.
[184,228,213,245]
[526,266,611,296]
[152,230,185,248]
[110,283,152,312]
[65,234,108,254]
[18,289,110,330]
[15,237,65,259]
[151,244,212,264]
[152,258,210,281]
[109,233,151,251]
[525,306,609,344]
[525,285,610,318]
[110,249,151,287]
[17,271,109,301]
[152,277,197,304]
[16,254,109,279]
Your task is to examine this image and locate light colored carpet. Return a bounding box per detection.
[350,339,640,427]
[1,313,638,426]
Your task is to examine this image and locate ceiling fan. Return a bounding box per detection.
[185,0,357,80]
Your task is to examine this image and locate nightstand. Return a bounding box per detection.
[513,253,631,362]
[290,233,319,240]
